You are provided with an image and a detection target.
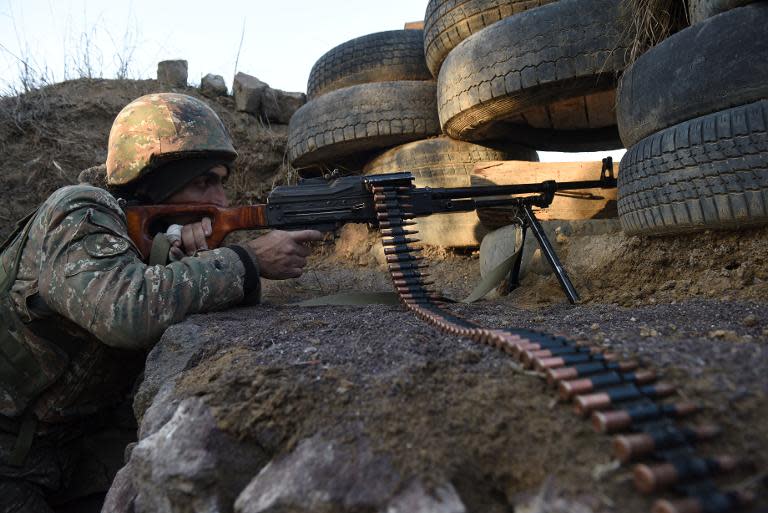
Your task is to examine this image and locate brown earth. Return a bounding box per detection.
[262,223,768,308]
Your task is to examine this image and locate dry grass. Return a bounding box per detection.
[623,0,689,65]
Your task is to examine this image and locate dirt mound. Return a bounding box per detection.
[259,222,768,311]
[0,78,291,239]
[523,225,768,307]
[121,298,766,512]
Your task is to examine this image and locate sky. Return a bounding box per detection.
[0,0,625,162]
[0,0,427,93]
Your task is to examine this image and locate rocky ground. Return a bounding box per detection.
[106,223,768,513]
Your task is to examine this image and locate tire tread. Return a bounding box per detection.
[307,30,432,100]
[618,101,768,235]
[288,81,440,168]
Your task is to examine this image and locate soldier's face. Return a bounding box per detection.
[165,165,229,207]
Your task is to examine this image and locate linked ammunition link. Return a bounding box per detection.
[371,177,756,513]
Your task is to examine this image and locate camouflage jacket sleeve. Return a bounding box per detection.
[32,185,258,350]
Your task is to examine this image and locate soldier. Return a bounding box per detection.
[0,93,322,512]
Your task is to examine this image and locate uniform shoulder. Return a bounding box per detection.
[41,184,124,217]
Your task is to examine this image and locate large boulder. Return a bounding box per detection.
[233,72,270,113]
[234,432,466,513]
[233,72,306,124]
[105,397,269,513]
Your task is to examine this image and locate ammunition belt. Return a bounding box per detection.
[372,181,756,513]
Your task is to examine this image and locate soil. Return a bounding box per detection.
[173,298,767,512]
[175,223,768,512]
[260,223,768,308]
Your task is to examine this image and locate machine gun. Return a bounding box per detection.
[124,158,617,303]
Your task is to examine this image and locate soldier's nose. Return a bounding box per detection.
[209,185,228,207]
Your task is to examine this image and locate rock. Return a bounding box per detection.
[708,329,740,342]
[233,72,270,114]
[232,72,306,124]
[262,89,306,124]
[157,60,188,88]
[128,397,268,513]
[137,381,182,439]
[201,73,228,97]
[234,434,464,513]
[480,219,621,288]
[387,481,467,513]
[479,225,522,278]
[234,434,406,513]
[660,280,677,291]
[102,462,138,513]
[743,314,759,327]
[133,322,212,424]
[518,219,622,278]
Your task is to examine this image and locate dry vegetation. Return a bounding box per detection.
[623,0,689,64]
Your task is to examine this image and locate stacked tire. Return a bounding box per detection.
[288,30,438,172]
[288,27,541,247]
[616,4,768,236]
[431,0,630,151]
[288,0,635,247]
[424,0,630,245]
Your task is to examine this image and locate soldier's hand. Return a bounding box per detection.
[244,230,324,279]
[173,217,213,257]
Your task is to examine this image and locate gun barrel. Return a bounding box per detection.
[426,178,614,200]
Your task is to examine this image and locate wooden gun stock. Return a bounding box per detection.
[124,203,269,260]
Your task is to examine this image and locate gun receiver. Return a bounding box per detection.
[124,158,617,302]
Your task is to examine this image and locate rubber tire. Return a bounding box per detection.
[616,3,768,149]
[688,0,757,24]
[437,0,629,148]
[617,100,768,236]
[287,81,440,169]
[307,30,432,100]
[423,0,556,77]
[364,136,538,247]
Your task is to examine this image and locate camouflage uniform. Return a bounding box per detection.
[0,94,260,512]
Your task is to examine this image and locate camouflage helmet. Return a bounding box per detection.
[106,93,237,186]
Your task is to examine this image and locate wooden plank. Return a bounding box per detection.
[547,95,589,129]
[470,160,619,224]
[404,21,425,30]
[585,89,617,128]
[518,104,551,128]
